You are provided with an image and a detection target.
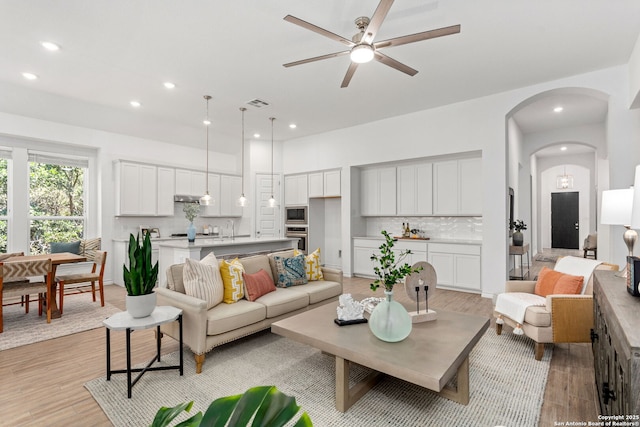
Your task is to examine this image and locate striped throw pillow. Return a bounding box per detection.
[220,258,245,303]
[183,255,224,309]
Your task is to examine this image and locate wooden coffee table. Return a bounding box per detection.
[271,302,489,412]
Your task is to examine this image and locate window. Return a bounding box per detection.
[29,152,88,254]
[0,150,8,253]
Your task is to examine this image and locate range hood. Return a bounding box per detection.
[174,194,201,203]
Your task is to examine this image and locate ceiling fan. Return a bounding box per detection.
[283,0,461,88]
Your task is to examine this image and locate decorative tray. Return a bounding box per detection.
[334,318,368,326]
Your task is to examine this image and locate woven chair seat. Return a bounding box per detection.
[56,272,100,285]
[3,281,47,298]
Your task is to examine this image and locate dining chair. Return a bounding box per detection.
[0,258,54,333]
[56,250,107,314]
[0,252,28,309]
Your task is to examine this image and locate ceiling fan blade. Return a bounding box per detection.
[283,50,350,68]
[374,52,418,76]
[361,0,394,44]
[341,62,359,88]
[374,24,461,50]
[284,15,354,46]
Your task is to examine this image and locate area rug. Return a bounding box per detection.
[0,293,121,351]
[86,327,552,427]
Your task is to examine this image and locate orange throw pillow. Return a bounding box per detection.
[553,273,584,295]
[534,266,584,296]
[534,267,560,297]
[243,269,276,302]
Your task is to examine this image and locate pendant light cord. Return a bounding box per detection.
[240,107,246,196]
[204,95,212,194]
[270,117,275,199]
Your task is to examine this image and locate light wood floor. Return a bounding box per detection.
[0,256,598,426]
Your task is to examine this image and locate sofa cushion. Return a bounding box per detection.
[183,255,224,309]
[300,280,342,304]
[524,305,551,327]
[273,254,308,287]
[268,249,296,281]
[243,269,276,302]
[207,300,266,335]
[295,248,324,281]
[220,258,245,303]
[240,254,275,282]
[253,288,308,318]
[50,240,81,255]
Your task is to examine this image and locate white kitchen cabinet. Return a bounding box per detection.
[360,167,396,216]
[220,175,243,217]
[157,167,175,216]
[115,161,157,216]
[201,174,221,217]
[308,169,341,198]
[353,238,427,277]
[284,174,308,206]
[397,163,433,215]
[433,158,482,215]
[458,158,482,215]
[175,169,206,196]
[428,243,481,292]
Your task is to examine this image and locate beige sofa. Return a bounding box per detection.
[156,249,343,373]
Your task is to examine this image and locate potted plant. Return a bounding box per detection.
[368,230,422,342]
[151,385,312,427]
[510,219,527,246]
[123,232,159,318]
[183,203,200,242]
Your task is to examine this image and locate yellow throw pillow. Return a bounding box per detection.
[295,248,324,281]
[220,258,245,303]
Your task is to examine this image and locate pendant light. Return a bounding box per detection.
[268,117,277,208]
[200,95,213,206]
[237,107,248,207]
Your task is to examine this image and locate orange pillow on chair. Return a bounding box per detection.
[534,266,584,296]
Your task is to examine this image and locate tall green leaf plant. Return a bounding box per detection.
[370,230,422,292]
[123,232,158,296]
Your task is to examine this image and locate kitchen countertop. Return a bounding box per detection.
[157,236,297,249]
[112,234,252,243]
[353,236,482,245]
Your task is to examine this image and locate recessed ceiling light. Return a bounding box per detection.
[289,124,297,129]
[130,100,141,108]
[253,133,260,138]
[22,72,38,80]
[560,146,568,151]
[163,82,175,89]
[553,106,563,113]
[41,41,60,51]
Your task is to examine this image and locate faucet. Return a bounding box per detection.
[226,219,234,240]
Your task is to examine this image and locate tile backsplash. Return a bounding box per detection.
[366,217,482,240]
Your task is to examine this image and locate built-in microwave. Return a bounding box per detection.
[285,206,307,224]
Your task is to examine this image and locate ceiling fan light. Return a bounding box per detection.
[350,44,374,63]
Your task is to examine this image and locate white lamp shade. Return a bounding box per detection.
[601,188,634,225]
[631,165,640,229]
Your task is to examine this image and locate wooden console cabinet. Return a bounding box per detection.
[591,271,640,416]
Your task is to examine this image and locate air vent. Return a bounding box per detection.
[246,98,270,109]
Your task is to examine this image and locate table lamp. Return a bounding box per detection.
[601,188,636,277]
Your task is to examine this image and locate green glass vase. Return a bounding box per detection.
[369,290,412,342]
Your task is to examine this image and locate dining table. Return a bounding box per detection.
[4,252,87,319]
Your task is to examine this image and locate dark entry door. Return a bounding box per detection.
[551,192,579,249]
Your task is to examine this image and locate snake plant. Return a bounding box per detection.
[123,232,158,296]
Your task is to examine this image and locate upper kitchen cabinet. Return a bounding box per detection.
[200,174,221,217]
[284,174,308,206]
[175,168,206,196]
[308,169,341,198]
[114,161,158,216]
[220,175,243,217]
[397,163,433,216]
[433,157,482,216]
[156,167,175,216]
[361,166,396,216]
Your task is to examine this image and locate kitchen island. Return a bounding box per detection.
[157,237,298,287]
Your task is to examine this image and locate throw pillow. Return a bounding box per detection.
[243,269,276,301]
[273,254,308,287]
[553,273,584,295]
[294,248,324,281]
[220,258,245,303]
[534,267,584,297]
[183,257,224,309]
[50,241,81,255]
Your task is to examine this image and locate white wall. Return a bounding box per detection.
[281,65,640,299]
